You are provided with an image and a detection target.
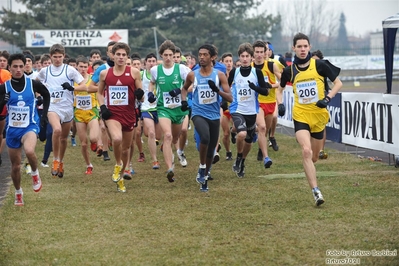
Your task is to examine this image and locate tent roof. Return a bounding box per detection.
[383,13,399,28]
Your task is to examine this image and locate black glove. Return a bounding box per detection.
[169,88,181,97]
[36,96,43,106]
[40,114,48,128]
[61,82,74,91]
[181,100,189,111]
[278,104,286,116]
[220,100,228,111]
[147,92,156,103]
[208,80,219,93]
[134,89,144,100]
[100,105,112,120]
[0,92,10,104]
[316,96,331,108]
[248,80,269,96]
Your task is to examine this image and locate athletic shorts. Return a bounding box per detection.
[49,107,74,124]
[157,107,187,124]
[74,107,99,124]
[223,110,232,120]
[259,102,276,116]
[6,124,39,149]
[293,109,329,134]
[141,110,159,124]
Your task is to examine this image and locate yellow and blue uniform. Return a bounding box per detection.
[73,75,99,123]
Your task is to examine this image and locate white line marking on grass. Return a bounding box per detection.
[258,171,341,180]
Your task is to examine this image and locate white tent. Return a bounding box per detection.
[383,13,399,94]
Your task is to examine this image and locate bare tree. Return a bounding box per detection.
[276,0,339,51]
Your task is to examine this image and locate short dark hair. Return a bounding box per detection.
[293,32,310,46]
[237,43,254,57]
[90,49,101,58]
[198,44,217,58]
[252,40,266,52]
[145,53,157,61]
[8,53,26,66]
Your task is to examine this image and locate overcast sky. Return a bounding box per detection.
[5,0,399,37]
[259,0,399,37]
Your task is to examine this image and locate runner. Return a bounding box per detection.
[181,44,232,192]
[276,33,342,206]
[148,40,191,182]
[0,53,50,206]
[96,42,143,193]
[36,43,87,178]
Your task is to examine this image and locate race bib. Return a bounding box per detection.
[50,86,65,104]
[109,86,128,106]
[295,80,319,104]
[76,95,92,110]
[9,106,29,128]
[237,85,253,102]
[163,92,181,109]
[198,85,217,105]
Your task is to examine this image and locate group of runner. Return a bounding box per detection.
[0,32,342,206]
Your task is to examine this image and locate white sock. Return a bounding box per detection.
[199,164,206,169]
[16,188,23,194]
[31,169,39,176]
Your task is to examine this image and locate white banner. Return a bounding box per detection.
[25,29,129,47]
[326,55,399,70]
[342,93,399,154]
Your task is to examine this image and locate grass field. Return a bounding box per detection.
[0,130,398,265]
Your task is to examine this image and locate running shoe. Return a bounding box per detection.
[319,150,328,159]
[14,190,24,206]
[90,142,97,152]
[32,173,42,192]
[226,151,233,161]
[103,151,110,161]
[51,160,59,177]
[123,169,132,180]
[264,157,272,169]
[257,148,263,161]
[129,163,135,175]
[117,179,126,193]
[269,137,279,151]
[166,168,175,183]
[313,189,325,206]
[152,161,160,170]
[41,161,49,168]
[177,152,187,167]
[71,137,77,147]
[237,163,245,178]
[25,163,32,175]
[212,152,220,164]
[138,152,145,162]
[207,172,213,181]
[232,157,242,173]
[58,162,64,178]
[200,180,208,192]
[112,164,122,183]
[85,165,93,175]
[196,168,206,184]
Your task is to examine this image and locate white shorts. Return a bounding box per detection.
[49,106,74,124]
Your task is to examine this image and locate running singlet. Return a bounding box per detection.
[5,77,39,129]
[251,61,277,104]
[140,69,157,112]
[291,58,326,113]
[74,75,97,110]
[155,64,184,109]
[104,66,136,118]
[229,67,260,115]
[39,64,82,110]
[191,69,220,120]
